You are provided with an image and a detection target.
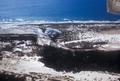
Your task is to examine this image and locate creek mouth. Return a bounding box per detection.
[40,46,120,73]
[0,37,120,73]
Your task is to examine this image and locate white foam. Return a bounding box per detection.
[0,18,120,24]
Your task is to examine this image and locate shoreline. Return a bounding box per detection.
[0,23,120,81]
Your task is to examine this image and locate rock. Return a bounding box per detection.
[45,28,62,41]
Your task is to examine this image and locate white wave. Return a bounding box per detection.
[0,18,120,24]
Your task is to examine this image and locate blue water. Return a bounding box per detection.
[0,0,120,21]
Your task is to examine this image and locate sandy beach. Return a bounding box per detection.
[0,23,120,81]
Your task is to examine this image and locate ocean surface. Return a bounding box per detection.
[0,0,120,22]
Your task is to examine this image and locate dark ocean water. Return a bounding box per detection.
[0,0,120,22]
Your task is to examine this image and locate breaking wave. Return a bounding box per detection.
[0,18,120,24]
